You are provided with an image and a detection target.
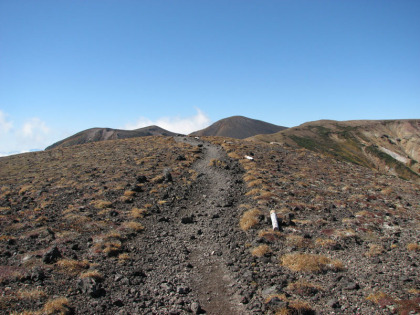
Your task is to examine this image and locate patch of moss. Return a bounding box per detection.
[289,135,368,166]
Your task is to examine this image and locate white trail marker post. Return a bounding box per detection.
[270,210,279,231]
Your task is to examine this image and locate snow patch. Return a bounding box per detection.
[379,147,409,164]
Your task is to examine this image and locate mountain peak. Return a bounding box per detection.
[46,126,177,150]
[190,116,287,139]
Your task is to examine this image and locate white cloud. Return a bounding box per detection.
[125,108,211,134]
[18,118,50,143]
[0,110,13,135]
[0,111,54,157]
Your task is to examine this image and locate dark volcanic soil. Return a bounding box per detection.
[1,135,419,315]
[125,136,250,314]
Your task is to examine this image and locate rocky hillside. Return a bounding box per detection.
[1,136,419,314]
[46,126,177,150]
[251,119,420,183]
[190,116,287,139]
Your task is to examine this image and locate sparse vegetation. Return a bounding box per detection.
[286,280,323,296]
[250,244,271,257]
[285,235,313,248]
[43,297,72,315]
[239,208,261,231]
[91,200,112,209]
[56,259,90,275]
[123,221,144,233]
[130,207,147,218]
[365,244,385,257]
[280,253,344,273]
[1,130,419,314]
[406,243,420,252]
[18,289,47,300]
[80,270,103,280]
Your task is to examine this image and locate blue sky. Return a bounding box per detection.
[1,1,419,155]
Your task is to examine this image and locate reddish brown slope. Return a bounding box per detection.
[190,115,287,139]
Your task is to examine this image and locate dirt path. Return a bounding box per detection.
[175,137,245,315]
[129,137,248,314]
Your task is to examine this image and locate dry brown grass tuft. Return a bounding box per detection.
[366,290,420,314]
[123,190,136,197]
[227,152,242,160]
[151,174,165,184]
[332,229,356,239]
[407,288,420,294]
[250,244,271,257]
[366,291,389,304]
[56,259,90,275]
[258,229,283,242]
[118,253,130,263]
[240,208,261,231]
[123,221,144,233]
[406,243,420,251]
[130,207,147,218]
[266,294,314,315]
[314,238,338,249]
[103,231,123,241]
[253,191,278,201]
[19,185,33,195]
[287,300,314,314]
[43,297,72,315]
[0,206,11,212]
[0,235,15,242]
[281,253,344,273]
[80,270,103,280]
[91,200,112,209]
[64,213,91,225]
[286,280,323,296]
[286,235,313,248]
[102,241,122,256]
[18,289,47,300]
[243,174,257,182]
[247,179,264,188]
[245,188,261,196]
[365,244,385,257]
[380,187,394,195]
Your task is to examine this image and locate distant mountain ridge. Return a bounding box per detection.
[46,115,287,149]
[45,117,420,183]
[190,115,287,139]
[251,119,420,182]
[46,126,176,150]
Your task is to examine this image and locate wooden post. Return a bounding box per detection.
[270,210,279,231]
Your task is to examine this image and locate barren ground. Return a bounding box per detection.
[0,136,419,314]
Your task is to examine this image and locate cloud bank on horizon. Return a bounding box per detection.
[124,108,211,134]
[0,110,52,156]
[0,108,212,157]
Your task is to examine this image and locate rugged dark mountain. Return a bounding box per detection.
[190,116,287,139]
[46,126,177,150]
[251,119,420,183]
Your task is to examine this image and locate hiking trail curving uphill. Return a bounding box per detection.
[129,136,253,314]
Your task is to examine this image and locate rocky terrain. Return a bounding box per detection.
[0,135,419,314]
[251,119,420,183]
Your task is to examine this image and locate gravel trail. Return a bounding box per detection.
[129,137,249,314]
